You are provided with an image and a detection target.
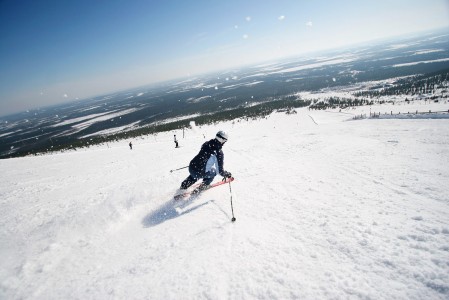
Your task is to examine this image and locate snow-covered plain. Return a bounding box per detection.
[1,102,449,299]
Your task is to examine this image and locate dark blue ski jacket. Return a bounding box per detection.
[189,138,225,177]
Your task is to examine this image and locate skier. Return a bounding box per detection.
[129,141,133,150]
[180,130,232,193]
[174,134,179,148]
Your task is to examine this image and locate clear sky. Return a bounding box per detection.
[1,0,449,116]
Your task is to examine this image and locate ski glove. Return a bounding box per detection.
[222,171,232,178]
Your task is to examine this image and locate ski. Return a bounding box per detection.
[174,177,235,200]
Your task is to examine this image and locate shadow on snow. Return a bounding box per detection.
[142,193,232,228]
[142,195,210,228]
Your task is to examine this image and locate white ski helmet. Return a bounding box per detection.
[215,130,228,144]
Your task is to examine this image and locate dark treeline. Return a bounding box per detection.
[354,68,449,98]
[7,98,310,158]
[309,97,374,110]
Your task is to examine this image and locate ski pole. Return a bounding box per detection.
[228,179,236,222]
[169,166,188,173]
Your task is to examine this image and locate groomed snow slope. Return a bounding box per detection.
[1,103,449,299]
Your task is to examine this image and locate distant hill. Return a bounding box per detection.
[1,31,449,159]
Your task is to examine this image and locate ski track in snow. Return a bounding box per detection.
[1,103,449,299]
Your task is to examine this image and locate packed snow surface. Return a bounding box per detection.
[1,103,449,299]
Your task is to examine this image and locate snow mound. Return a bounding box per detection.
[1,104,449,299]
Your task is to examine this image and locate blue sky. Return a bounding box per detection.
[1,0,448,116]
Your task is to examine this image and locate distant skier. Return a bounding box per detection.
[180,130,232,192]
[129,141,133,150]
[174,135,179,148]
